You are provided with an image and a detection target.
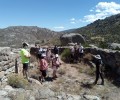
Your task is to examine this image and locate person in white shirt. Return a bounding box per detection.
[79,43,84,62]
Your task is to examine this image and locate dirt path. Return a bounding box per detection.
[18,59,120,100]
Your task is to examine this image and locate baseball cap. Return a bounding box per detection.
[22,42,29,46]
[93,54,101,59]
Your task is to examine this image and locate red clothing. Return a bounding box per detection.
[39,59,48,70]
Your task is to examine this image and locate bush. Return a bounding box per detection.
[8,74,30,89]
[61,48,71,62]
[83,43,90,47]
[98,41,108,49]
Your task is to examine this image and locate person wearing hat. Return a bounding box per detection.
[78,43,84,62]
[20,42,31,79]
[38,53,48,82]
[93,54,104,85]
[52,54,61,79]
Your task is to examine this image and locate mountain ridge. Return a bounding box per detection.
[0,26,61,47]
[62,13,120,43]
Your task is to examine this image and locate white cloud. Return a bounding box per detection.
[70,18,75,21]
[53,26,65,29]
[90,9,94,12]
[81,2,120,23]
[70,21,75,24]
[70,18,77,24]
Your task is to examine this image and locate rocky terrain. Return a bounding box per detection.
[0,47,120,100]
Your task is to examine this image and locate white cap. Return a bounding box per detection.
[55,54,59,57]
[94,54,101,59]
[41,53,46,57]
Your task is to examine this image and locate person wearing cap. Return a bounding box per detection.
[78,43,84,62]
[20,42,31,79]
[52,54,61,79]
[93,54,104,85]
[38,53,48,82]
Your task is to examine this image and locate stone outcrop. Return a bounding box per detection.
[84,47,120,76]
[0,47,18,84]
[109,43,120,49]
[60,33,85,45]
[0,47,15,72]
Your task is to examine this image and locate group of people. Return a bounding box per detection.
[20,42,104,85]
[70,43,84,63]
[69,43,104,85]
[20,43,61,82]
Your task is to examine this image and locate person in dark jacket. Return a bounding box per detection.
[83,53,104,85]
[92,54,104,85]
[53,45,59,54]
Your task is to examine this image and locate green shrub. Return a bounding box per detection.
[98,41,108,49]
[8,74,30,89]
[61,48,71,62]
[83,43,90,47]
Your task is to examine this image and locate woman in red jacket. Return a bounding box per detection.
[38,54,48,82]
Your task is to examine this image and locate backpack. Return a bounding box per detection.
[52,58,61,67]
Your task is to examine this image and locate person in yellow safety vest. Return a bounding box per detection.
[20,42,31,79]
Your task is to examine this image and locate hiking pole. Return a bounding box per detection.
[15,58,18,73]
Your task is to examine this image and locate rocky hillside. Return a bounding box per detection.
[0,47,120,100]
[63,14,120,43]
[0,26,61,47]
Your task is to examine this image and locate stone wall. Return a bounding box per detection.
[0,47,17,83]
[84,47,120,75]
[58,47,120,77]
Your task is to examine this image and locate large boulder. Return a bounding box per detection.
[60,33,85,45]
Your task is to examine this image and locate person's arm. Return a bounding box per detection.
[37,60,40,69]
[24,53,31,58]
[58,58,62,65]
[24,51,31,58]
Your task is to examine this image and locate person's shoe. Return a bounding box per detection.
[41,78,45,82]
[93,81,97,85]
[101,82,104,85]
[52,75,57,80]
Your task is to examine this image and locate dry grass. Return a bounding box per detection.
[8,73,30,89]
[50,85,60,92]
[58,67,66,76]
[83,53,93,61]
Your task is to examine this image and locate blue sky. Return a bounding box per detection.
[0,0,120,31]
